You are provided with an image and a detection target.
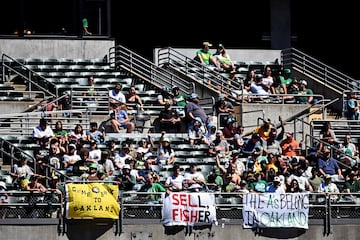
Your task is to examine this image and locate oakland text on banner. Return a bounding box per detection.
[66,183,120,219]
[162,192,217,226]
[242,193,309,229]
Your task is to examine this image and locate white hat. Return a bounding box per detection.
[123,164,131,170]
[279,175,285,183]
[300,80,307,86]
[190,93,199,99]
[163,137,171,143]
[273,176,281,182]
[0,181,7,189]
[136,148,148,154]
[68,144,77,149]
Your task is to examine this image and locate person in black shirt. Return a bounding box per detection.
[158,102,181,133]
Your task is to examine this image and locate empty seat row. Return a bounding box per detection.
[0,96,33,101]
[18,58,106,66]
[38,71,123,78]
[0,84,15,91]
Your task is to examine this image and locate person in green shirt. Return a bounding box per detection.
[296,80,318,104]
[140,172,167,203]
[279,68,293,87]
[171,86,188,118]
[343,172,360,193]
[248,172,268,193]
[82,18,92,35]
[171,86,188,107]
[194,41,219,67]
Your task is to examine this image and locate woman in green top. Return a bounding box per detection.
[53,121,68,140]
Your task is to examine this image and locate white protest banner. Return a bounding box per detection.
[243,193,309,229]
[162,192,217,226]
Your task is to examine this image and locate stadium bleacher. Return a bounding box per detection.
[1,42,360,240]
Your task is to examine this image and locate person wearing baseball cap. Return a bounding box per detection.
[213,43,236,73]
[265,176,285,193]
[296,79,318,104]
[185,92,209,129]
[171,86,188,108]
[318,174,340,201]
[194,41,220,68]
[241,133,262,157]
[280,131,300,157]
[117,164,137,191]
[243,117,273,141]
[279,68,293,87]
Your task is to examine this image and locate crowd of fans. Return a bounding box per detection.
[194,41,320,104]
[1,44,359,208]
[2,110,359,206]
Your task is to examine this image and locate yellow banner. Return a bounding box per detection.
[66,183,120,219]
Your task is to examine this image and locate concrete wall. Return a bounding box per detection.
[1,222,359,240]
[0,38,115,59]
[154,48,281,65]
[0,101,31,114]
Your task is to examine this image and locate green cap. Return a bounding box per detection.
[89,163,98,169]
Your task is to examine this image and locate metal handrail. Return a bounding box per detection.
[281,48,358,93]
[108,45,194,96]
[1,54,57,98]
[0,109,91,136]
[304,133,354,171]
[157,47,240,102]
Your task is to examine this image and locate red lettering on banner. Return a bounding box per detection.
[180,194,187,206]
[189,210,198,222]
[172,208,200,222]
[171,193,199,207]
[172,193,180,205]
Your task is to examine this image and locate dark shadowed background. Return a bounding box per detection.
[0,0,358,79]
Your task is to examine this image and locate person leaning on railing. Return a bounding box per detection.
[295,80,318,104]
[317,145,344,182]
[317,174,340,202]
[345,91,360,120]
[24,175,47,192]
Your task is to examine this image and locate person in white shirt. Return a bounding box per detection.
[164,164,185,192]
[63,144,82,173]
[262,66,274,92]
[184,163,205,192]
[98,150,115,178]
[318,174,340,202]
[109,83,126,109]
[32,118,54,144]
[88,141,102,163]
[113,145,133,171]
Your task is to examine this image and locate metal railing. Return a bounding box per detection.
[67,88,110,116]
[2,184,360,237]
[120,191,360,236]
[157,47,240,102]
[281,48,358,94]
[0,190,63,218]
[1,54,57,98]
[304,134,355,171]
[0,109,91,136]
[108,45,194,96]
